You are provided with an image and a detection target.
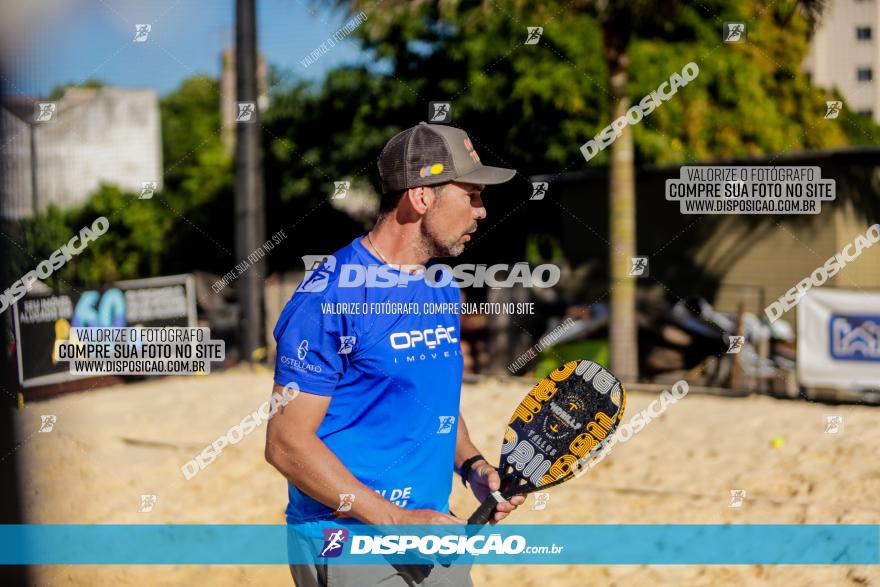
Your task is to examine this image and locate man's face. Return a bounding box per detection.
[421,181,486,257]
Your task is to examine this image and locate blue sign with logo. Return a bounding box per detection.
[829,314,880,362]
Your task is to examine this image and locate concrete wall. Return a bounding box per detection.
[1,87,162,220]
[37,88,162,212]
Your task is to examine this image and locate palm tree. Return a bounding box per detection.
[598,3,640,382]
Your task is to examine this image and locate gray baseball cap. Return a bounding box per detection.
[377,122,517,193]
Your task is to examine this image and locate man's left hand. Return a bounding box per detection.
[467,460,526,524]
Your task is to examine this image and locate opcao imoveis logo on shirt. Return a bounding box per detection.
[389,325,458,349]
[388,326,461,364]
[298,255,560,292]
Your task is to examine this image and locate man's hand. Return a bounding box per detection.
[467,460,525,524]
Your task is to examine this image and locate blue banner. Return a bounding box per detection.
[1,524,878,565]
[829,313,880,362]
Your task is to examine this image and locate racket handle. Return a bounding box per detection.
[467,491,505,525]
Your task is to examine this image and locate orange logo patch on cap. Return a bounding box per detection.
[463,137,480,163]
[419,163,444,177]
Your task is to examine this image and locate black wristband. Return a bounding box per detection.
[458,454,486,488]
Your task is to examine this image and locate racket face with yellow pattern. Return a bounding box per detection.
[468,360,625,524]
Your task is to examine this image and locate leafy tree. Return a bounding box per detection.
[7,205,74,290]
[160,76,228,204]
[7,184,174,287]
[68,184,174,283]
[158,75,236,275]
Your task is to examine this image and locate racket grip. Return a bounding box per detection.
[467,491,505,525]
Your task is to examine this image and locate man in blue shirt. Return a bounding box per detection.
[266,122,524,586]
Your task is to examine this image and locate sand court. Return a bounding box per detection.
[15,369,880,586]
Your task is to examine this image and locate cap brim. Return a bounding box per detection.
[454,165,516,186]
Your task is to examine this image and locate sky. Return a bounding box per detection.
[2,0,371,98]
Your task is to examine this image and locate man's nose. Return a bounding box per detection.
[473,195,487,220]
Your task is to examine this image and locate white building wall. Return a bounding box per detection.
[1,87,162,220]
[34,88,163,212]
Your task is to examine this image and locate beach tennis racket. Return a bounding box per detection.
[468,359,626,525]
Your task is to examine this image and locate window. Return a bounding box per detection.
[857,67,873,81]
[857,109,874,118]
[857,26,872,40]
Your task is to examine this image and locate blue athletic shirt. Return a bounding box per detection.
[273,236,464,523]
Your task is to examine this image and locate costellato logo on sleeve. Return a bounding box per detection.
[279,340,322,373]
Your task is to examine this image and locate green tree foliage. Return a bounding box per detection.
[326,0,877,168]
[8,185,174,287]
[160,76,231,209]
[322,0,878,379]
[157,75,235,274]
[69,184,174,283]
[263,0,880,231]
[263,70,414,206]
[8,205,73,290]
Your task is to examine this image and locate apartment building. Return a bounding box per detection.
[804,0,880,121]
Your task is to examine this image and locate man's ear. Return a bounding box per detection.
[406,186,431,215]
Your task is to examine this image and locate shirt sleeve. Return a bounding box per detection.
[273,291,354,396]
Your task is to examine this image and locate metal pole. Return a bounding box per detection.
[728,301,745,391]
[235,0,266,363]
[30,123,38,215]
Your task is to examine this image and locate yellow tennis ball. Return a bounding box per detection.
[771,436,784,448]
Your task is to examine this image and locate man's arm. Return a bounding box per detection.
[454,410,484,473]
[454,411,525,523]
[265,383,463,525]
